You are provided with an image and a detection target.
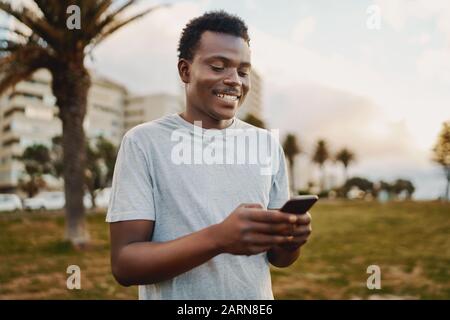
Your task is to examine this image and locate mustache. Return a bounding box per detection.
[213,88,242,96]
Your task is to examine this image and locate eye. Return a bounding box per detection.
[211,65,224,72]
[239,71,249,77]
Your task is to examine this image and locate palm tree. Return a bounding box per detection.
[85,136,117,209]
[282,133,301,194]
[432,121,450,201]
[335,148,356,183]
[0,1,166,247]
[312,139,329,191]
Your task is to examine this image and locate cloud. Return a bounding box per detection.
[416,47,450,83]
[408,32,430,45]
[376,0,450,40]
[266,83,421,164]
[90,1,203,95]
[291,16,316,44]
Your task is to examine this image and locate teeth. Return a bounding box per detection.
[216,93,238,101]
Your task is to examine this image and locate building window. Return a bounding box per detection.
[9,91,44,101]
[3,137,19,147]
[25,78,49,86]
[2,124,11,133]
[3,106,25,118]
[93,103,121,116]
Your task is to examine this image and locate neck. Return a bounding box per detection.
[180,106,234,130]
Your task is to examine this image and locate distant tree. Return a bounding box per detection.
[52,135,117,208]
[378,180,394,200]
[392,179,415,200]
[282,133,301,193]
[85,136,117,208]
[243,113,265,129]
[312,139,329,190]
[342,177,374,197]
[432,121,450,201]
[16,144,52,197]
[335,148,356,183]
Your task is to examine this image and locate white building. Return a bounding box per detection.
[0,69,127,192]
[124,93,183,132]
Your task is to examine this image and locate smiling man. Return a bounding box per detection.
[106,10,312,300]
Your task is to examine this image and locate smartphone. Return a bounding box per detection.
[280,195,319,214]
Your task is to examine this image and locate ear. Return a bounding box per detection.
[178,59,191,84]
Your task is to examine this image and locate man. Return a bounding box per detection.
[106,10,312,300]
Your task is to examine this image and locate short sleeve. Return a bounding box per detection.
[268,144,290,209]
[106,133,156,222]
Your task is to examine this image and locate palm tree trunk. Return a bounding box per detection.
[344,165,348,184]
[288,159,295,195]
[446,167,450,201]
[51,62,91,247]
[321,164,326,191]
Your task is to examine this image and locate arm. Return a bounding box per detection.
[110,220,223,286]
[110,205,300,286]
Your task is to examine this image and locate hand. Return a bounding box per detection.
[272,211,312,252]
[213,203,299,256]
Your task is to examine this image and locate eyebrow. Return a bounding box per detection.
[205,55,251,68]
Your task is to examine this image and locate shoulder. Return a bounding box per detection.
[122,114,179,146]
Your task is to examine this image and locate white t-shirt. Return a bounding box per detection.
[106,113,290,299]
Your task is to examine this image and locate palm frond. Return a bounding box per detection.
[91,3,169,48]
[0,0,63,50]
[33,0,66,27]
[0,43,53,93]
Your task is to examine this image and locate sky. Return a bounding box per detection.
[3,0,450,199]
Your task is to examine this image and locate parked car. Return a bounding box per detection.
[23,191,65,211]
[0,194,23,212]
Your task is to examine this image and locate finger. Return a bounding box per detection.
[295,212,312,225]
[248,221,293,235]
[290,225,312,237]
[246,209,297,224]
[287,236,308,246]
[245,233,292,246]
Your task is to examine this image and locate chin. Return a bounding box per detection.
[209,106,237,121]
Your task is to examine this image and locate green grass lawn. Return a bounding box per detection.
[0,201,449,299]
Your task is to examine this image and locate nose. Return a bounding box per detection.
[223,69,242,87]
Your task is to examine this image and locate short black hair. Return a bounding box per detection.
[177,10,250,61]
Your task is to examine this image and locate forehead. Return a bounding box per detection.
[194,31,251,64]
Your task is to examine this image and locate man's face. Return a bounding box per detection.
[180,31,251,120]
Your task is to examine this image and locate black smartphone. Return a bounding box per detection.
[280,195,319,214]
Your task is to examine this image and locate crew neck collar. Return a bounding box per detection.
[173,113,238,133]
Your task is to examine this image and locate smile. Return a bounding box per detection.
[214,93,240,102]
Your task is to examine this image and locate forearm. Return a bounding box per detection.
[267,245,301,268]
[113,224,222,286]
